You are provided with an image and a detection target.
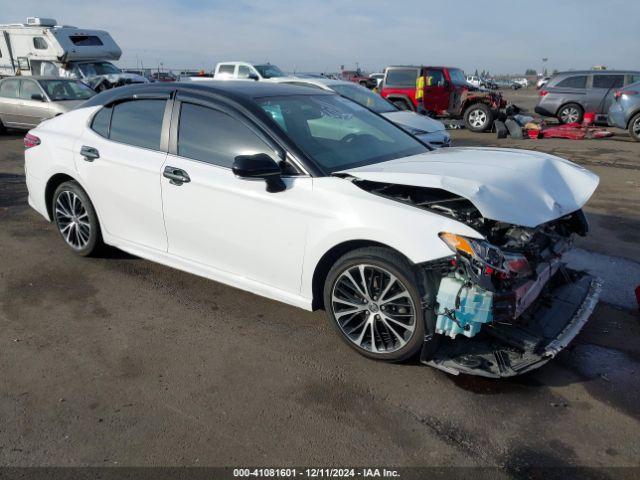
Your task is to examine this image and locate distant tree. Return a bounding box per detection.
[474,69,479,77]
[525,69,537,76]
[543,68,548,76]
[552,69,559,75]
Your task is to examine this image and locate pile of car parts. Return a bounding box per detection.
[494,111,614,140]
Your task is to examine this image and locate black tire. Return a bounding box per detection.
[0,118,6,134]
[628,113,640,142]
[463,103,494,132]
[323,247,431,362]
[557,103,584,124]
[52,181,103,256]
[391,99,411,111]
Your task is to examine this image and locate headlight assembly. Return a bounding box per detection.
[439,232,506,272]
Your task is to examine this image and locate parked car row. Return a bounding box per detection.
[534,70,640,140]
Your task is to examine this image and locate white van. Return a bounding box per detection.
[0,17,146,90]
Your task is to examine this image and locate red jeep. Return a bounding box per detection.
[340,70,377,89]
[380,66,505,132]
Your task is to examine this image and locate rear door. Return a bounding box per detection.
[590,74,625,113]
[422,68,449,114]
[75,96,171,251]
[0,78,20,126]
[17,79,51,127]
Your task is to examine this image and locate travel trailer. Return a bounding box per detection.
[0,17,147,90]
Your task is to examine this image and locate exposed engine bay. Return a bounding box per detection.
[354,179,602,377]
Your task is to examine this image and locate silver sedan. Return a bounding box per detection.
[0,76,95,131]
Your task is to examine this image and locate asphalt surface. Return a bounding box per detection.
[1,88,640,474]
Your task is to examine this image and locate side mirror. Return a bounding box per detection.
[248,73,259,81]
[232,153,286,193]
[31,93,45,102]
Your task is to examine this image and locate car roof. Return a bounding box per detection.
[0,76,79,81]
[274,77,353,89]
[81,80,334,109]
[554,70,640,76]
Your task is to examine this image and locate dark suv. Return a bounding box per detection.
[535,70,640,123]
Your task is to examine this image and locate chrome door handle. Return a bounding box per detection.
[163,166,191,185]
[80,145,100,162]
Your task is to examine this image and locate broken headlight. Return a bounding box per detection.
[439,232,533,276]
[439,232,506,272]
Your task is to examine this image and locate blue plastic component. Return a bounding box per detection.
[435,277,493,339]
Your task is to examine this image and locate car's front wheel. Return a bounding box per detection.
[324,247,427,362]
[464,103,494,132]
[52,181,103,256]
[629,113,640,142]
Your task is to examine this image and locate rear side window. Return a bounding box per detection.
[0,79,19,98]
[91,106,113,138]
[218,65,235,75]
[109,100,166,150]
[630,75,640,84]
[385,69,418,87]
[177,103,272,168]
[69,35,104,46]
[33,37,48,50]
[555,75,587,88]
[593,75,624,89]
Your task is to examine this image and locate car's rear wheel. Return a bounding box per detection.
[391,99,411,111]
[464,103,494,132]
[629,113,640,142]
[0,118,6,134]
[52,181,103,256]
[323,247,428,362]
[557,103,583,124]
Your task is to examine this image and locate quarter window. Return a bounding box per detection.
[33,37,48,50]
[556,75,587,88]
[91,106,113,138]
[177,103,273,168]
[109,100,166,150]
[237,66,252,79]
[0,79,20,98]
[593,75,624,89]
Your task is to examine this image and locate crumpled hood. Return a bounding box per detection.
[381,111,446,133]
[338,147,599,228]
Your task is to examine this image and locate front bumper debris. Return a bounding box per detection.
[421,269,602,378]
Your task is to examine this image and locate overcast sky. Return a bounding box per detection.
[2,0,638,74]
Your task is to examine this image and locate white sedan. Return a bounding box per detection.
[23,81,601,377]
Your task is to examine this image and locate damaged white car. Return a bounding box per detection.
[24,82,601,377]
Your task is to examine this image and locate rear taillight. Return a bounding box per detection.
[24,133,41,149]
[539,90,548,97]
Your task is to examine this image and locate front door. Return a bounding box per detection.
[75,98,170,251]
[17,79,51,127]
[0,78,20,126]
[160,98,310,295]
[422,68,450,114]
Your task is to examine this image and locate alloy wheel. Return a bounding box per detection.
[633,117,640,137]
[560,106,580,123]
[54,190,91,250]
[331,264,416,354]
[468,109,487,128]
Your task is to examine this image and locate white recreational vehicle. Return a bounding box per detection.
[0,17,147,90]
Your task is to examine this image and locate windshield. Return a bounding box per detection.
[449,69,467,85]
[254,64,286,79]
[331,83,396,114]
[76,62,121,77]
[39,80,96,101]
[257,94,428,173]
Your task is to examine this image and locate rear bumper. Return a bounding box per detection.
[421,269,602,378]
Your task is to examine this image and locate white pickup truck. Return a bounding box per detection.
[214,61,287,81]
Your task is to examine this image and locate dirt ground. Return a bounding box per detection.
[1,87,639,475]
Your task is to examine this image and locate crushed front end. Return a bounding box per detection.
[356,180,602,377]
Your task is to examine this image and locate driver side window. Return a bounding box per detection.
[425,69,445,87]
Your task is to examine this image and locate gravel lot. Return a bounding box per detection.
[1,88,639,473]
